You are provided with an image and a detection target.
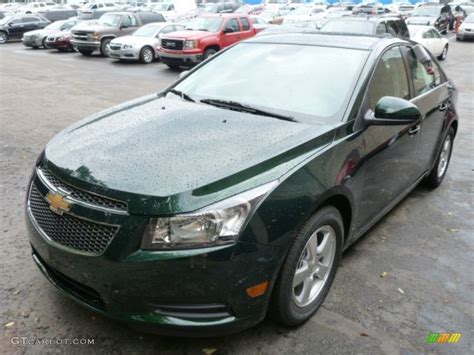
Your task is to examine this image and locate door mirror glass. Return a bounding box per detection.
[366,96,421,126]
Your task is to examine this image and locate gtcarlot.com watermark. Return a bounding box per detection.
[10,337,95,346]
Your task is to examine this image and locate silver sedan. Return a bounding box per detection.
[109,22,184,64]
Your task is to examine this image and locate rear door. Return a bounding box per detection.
[239,17,254,39]
[358,46,421,227]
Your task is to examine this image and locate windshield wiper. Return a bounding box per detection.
[200,99,297,122]
[168,89,195,102]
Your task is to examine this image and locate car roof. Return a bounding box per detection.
[247,32,403,51]
[330,16,402,23]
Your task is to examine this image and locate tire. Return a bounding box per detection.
[78,49,93,56]
[42,37,48,49]
[166,64,180,69]
[100,38,112,57]
[139,46,154,64]
[438,45,448,61]
[423,127,454,189]
[269,206,344,327]
[203,47,218,60]
[0,31,8,44]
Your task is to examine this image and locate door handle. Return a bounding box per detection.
[408,124,420,136]
[438,103,448,111]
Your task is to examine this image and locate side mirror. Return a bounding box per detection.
[223,27,234,34]
[412,44,431,64]
[365,97,421,126]
[120,25,128,29]
[178,70,189,80]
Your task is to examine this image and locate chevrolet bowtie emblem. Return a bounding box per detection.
[46,191,71,215]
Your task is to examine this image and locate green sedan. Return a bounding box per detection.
[26,32,458,336]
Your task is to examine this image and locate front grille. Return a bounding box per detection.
[109,44,121,50]
[72,31,89,41]
[161,39,184,50]
[29,184,118,255]
[38,167,127,211]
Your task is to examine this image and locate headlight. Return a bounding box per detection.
[141,182,277,250]
[184,40,197,49]
[91,32,100,40]
[122,44,133,49]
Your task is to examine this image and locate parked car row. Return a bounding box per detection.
[2,4,471,69]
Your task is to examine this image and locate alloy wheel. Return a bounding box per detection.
[143,48,153,64]
[0,32,7,44]
[437,135,452,178]
[293,225,336,308]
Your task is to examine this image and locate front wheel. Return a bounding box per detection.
[100,38,112,57]
[139,46,154,64]
[269,206,343,326]
[438,45,448,61]
[423,127,454,188]
[0,31,8,44]
[42,37,48,49]
[203,47,217,60]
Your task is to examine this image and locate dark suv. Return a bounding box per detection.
[321,16,410,39]
[0,14,50,44]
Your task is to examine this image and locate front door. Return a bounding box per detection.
[7,17,25,39]
[357,46,421,228]
[221,18,242,48]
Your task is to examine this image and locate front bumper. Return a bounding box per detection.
[26,208,281,336]
[22,37,43,47]
[70,39,100,51]
[457,30,474,39]
[45,39,72,50]
[158,50,204,67]
[109,48,140,60]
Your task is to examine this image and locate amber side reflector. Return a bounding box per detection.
[246,281,269,298]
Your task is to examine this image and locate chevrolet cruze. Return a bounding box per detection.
[26,33,458,336]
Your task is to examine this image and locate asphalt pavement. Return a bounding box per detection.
[0,37,473,355]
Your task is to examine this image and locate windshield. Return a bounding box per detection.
[174,43,367,123]
[98,14,122,26]
[321,20,375,34]
[412,7,440,17]
[154,3,170,11]
[133,24,162,36]
[45,20,66,30]
[185,17,223,32]
[0,16,14,25]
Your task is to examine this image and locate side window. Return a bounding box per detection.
[386,21,397,36]
[367,47,410,109]
[240,17,250,31]
[422,30,432,39]
[431,29,441,38]
[226,18,240,32]
[10,17,22,24]
[122,15,138,27]
[22,17,34,23]
[375,23,387,35]
[405,48,436,96]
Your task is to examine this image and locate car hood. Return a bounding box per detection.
[110,35,155,46]
[71,22,111,33]
[24,28,54,37]
[43,95,334,214]
[162,30,217,41]
[461,22,474,30]
[407,16,436,24]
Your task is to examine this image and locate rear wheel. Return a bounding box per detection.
[0,31,8,44]
[100,38,112,57]
[79,49,93,56]
[42,37,48,49]
[423,127,454,188]
[139,46,154,64]
[269,206,343,326]
[438,45,448,61]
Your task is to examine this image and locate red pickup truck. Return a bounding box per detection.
[158,14,260,69]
